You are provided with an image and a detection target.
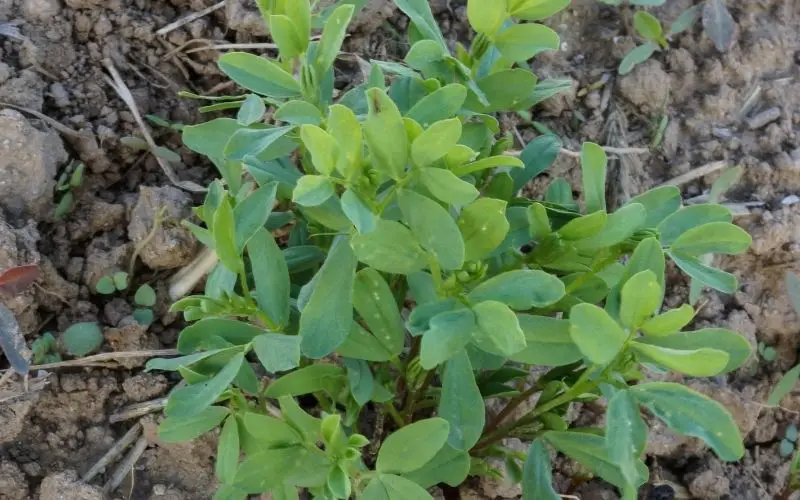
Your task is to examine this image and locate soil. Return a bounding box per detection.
[0,0,798,498]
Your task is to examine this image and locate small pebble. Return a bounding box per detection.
[746,106,781,129]
[782,195,800,206]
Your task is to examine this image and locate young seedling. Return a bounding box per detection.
[145,1,754,498]
[62,322,103,357]
[30,332,61,364]
[54,162,85,220]
[95,272,158,326]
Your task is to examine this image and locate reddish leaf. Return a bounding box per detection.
[0,265,39,296]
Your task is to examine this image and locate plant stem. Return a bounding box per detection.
[383,403,405,429]
[483,385,540,434]
[402,369,434,423]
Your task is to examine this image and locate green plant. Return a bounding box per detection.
[54,162,85,220]
[95,272,158,326]
[146,1,754,498]
[62,322,104,356]
[30,332,61,364]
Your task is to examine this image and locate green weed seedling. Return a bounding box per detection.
[30,332,61,364]
[95,272,157,327]
[146,1,753,498]
[54,162,85,220]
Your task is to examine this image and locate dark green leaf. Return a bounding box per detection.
[158,406,229,442]
[300,237,357,358]
[768,364,800,406]
[420,308,476,369]
[344,358,374,406]
[463,69,538,113]
[668,4,702,35]
[253,334,301,373]
[224,126,295,162]
[237,94,266,126]
[580,142,607,214]
[178,319,266,354]
[337,322,396,361]
[63,322,103,356]
[341,190,377,233]
[667,251,738,294]
[468,270,565,310]
[393,0,447,47]
[573,203,646,251]
[353,268,405,357]
[406,84,468,127]
[377,418,450,473]
[274,100,323,125]
[279,396,321,441]
[249,229,291,328]
[510,315,582,366]
[361,474,434,500]
[218,52,301,97]
[512,134,562,191]
[234,182,277,250]
[439,350,485,451]
[242,412,302,446]
[471,301,527,357]
[234,446,329,493]
[402,444,470,489]
[606,390,647,488]
[183,118,243,161]
[216,416,240,483]
[265,363,346,398]
[166,353,244,418]
[522,440,560,500]
[631,382,744,460]
[398,189,464,271]
[629,185,682,227]
[134,284,156,307]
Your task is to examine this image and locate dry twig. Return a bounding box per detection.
[0,349,179,373]
[102,59,205,193]
[103,435,149,493]
[110,398,168,424]
[656,160,728,188]
[0,101,81,138]
[83,423,143,483]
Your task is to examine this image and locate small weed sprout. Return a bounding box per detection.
[145,1,754,498]
[54,162,85,220]
[94,271,158,327]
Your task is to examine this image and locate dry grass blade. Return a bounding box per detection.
[103,435,149,493]
[656,160,728,188]
[102,59,205,193]
[83,422,143,483]
[0,101,81,138]
[156,0,226,36]
[0,348,180,373]
[110,397,168,423]
[169,248,219,300]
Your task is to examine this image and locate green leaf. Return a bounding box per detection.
[237,94,266,126]
[217,416,241,483]
[484,172,514,201]
[557,211,607,240]
[341,190,377,233]
[522,440,560,500]
[314,4,354,73]
[439,350,484,451]
[234,446,329,493]
[657,204,733,246]
[398,190,464,271]
[166,353,244,418]
[327,104,363,178]
[351,219,428,274]
[420,309,476,369]
[620,270,661,328]
[640,304,695,336]
[702,0,735,52]
[394,0,447,48]
[279,396,321,441]
[112,271,128,290]
[494,23,560,61]
[63,322,103,356]
[214,198,242,273]
[458,198,509,261]
[580,142,607,214]
[512,134,562,191]
[670,222,751,256]
[300,237,357,358]
[253,334,301,373]
[545,178,574,206]
[628,185,682,227]
[630,382,744,461]
[95,275,115,294]
[669,4,702,35]
[377,418,451,473]
[364,88,409,180]
[292,175,334,207]
[467,0,507,34]
[327,464,351,499]
[218,52,301,97]
[402,445,470,489]
[420,168,479,206]
[406,84,468,127]
[632,341,729,376]
[788,272,800,315]
[362,474,434,500]
[635,328,752,373]
[147,349,236,372]
[248,228,291,328]
[265,364,346,398]
[353,268,405,356]
[269,14,304,59]
[510,0,570,20]
[471,301,526,357]
[451,155,523,177]
[667,250,738,294]
[569,303,626,365]
[463,69,538,113]
[343,358,375,406]
[224,126,295,162]
[158,406,229,442]
[545,431,647,489]
[234,182,278,250]
[134,284,156,307]
[301,125,338,175]
[619,42,658,75]
[338,322,395,361]
[411,118,462,167]
[510,315,582,366]
[468,269,565,310]
[274,100,322,125]
[709,166,743,203]
[242,412,302,446]
[768,364,800,406]
[633,11,663,41]
[605,390,647,488]
[183,118,243,162]
[573,203,646,251]
[178,318,266,353]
